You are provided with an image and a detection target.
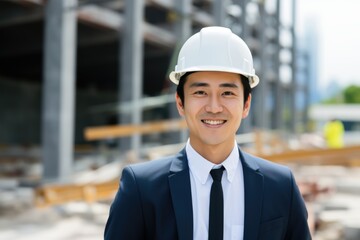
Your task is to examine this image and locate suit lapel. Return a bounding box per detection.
[240,150,264,240]
[168,149,193,240]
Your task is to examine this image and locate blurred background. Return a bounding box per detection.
[0,0,360,239]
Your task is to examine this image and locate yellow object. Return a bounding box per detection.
[324,120,345,148]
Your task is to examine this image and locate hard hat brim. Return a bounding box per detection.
[169,69,259,88]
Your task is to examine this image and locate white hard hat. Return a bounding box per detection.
[169,26,259,88]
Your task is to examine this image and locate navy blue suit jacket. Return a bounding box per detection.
[104,147,311,240]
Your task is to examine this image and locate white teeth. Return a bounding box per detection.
[203,120,225,125]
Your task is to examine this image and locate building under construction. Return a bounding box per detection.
[2,1,360,239]
[0,0,308,180]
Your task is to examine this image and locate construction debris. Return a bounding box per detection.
[1,132,360,239]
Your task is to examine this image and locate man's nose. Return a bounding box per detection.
[205,95,223,113]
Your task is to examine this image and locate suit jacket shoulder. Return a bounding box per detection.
[104,150,190,240]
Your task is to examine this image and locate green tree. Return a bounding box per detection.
[343,85,360,103]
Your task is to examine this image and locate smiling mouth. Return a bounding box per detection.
[201,119,226,125]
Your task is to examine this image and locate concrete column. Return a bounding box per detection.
[289,0,297,132]
[303,52,310,131]
[167,0,191,143]
[42,0,77,182]
[238,0,250,38]
[174,0,191,39]
[213,0,227,26]
[119,0,144,155]
[233,0,254,134]
[272,0,283,129]
[254,1,269,130]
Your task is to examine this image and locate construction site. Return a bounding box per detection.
[1,0,360,239]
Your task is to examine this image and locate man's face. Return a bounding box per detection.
[176,71,251,151]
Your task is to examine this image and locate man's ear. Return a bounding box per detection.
[175,92,185,116]
[242,94,252,119]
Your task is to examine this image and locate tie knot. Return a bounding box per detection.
[210,166,224,182]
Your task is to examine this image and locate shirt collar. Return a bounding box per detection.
[186,139,240,184]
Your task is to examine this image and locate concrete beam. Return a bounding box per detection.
[147,0,214,26]
[77,5,124,29]
[144,22,176,48]
[0,10,43,28]
[12,0,43,6]
[77,5,176,48]
[192,7,214,26]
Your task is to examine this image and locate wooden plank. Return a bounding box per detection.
[84,119,187,141]
[258,145,360,165]
[34,180,119,207]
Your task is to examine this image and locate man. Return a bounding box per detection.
[104,26,311,240]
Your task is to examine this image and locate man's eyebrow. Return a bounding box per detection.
[189,82,209,88]
[219,83,239,88]
[188,82,239,88]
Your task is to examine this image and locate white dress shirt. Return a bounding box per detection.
[186,140,245,240]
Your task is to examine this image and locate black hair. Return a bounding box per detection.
[176,72,252,108]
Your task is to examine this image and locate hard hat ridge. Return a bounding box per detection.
[169,26,259,88]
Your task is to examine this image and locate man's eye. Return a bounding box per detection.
[223,91,234,96]
[194,91,206,95]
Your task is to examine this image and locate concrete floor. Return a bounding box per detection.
[0,202,109,240]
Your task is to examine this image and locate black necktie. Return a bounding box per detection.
[209,166,225,240]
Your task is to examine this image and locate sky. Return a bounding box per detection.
[295,0,360,88]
